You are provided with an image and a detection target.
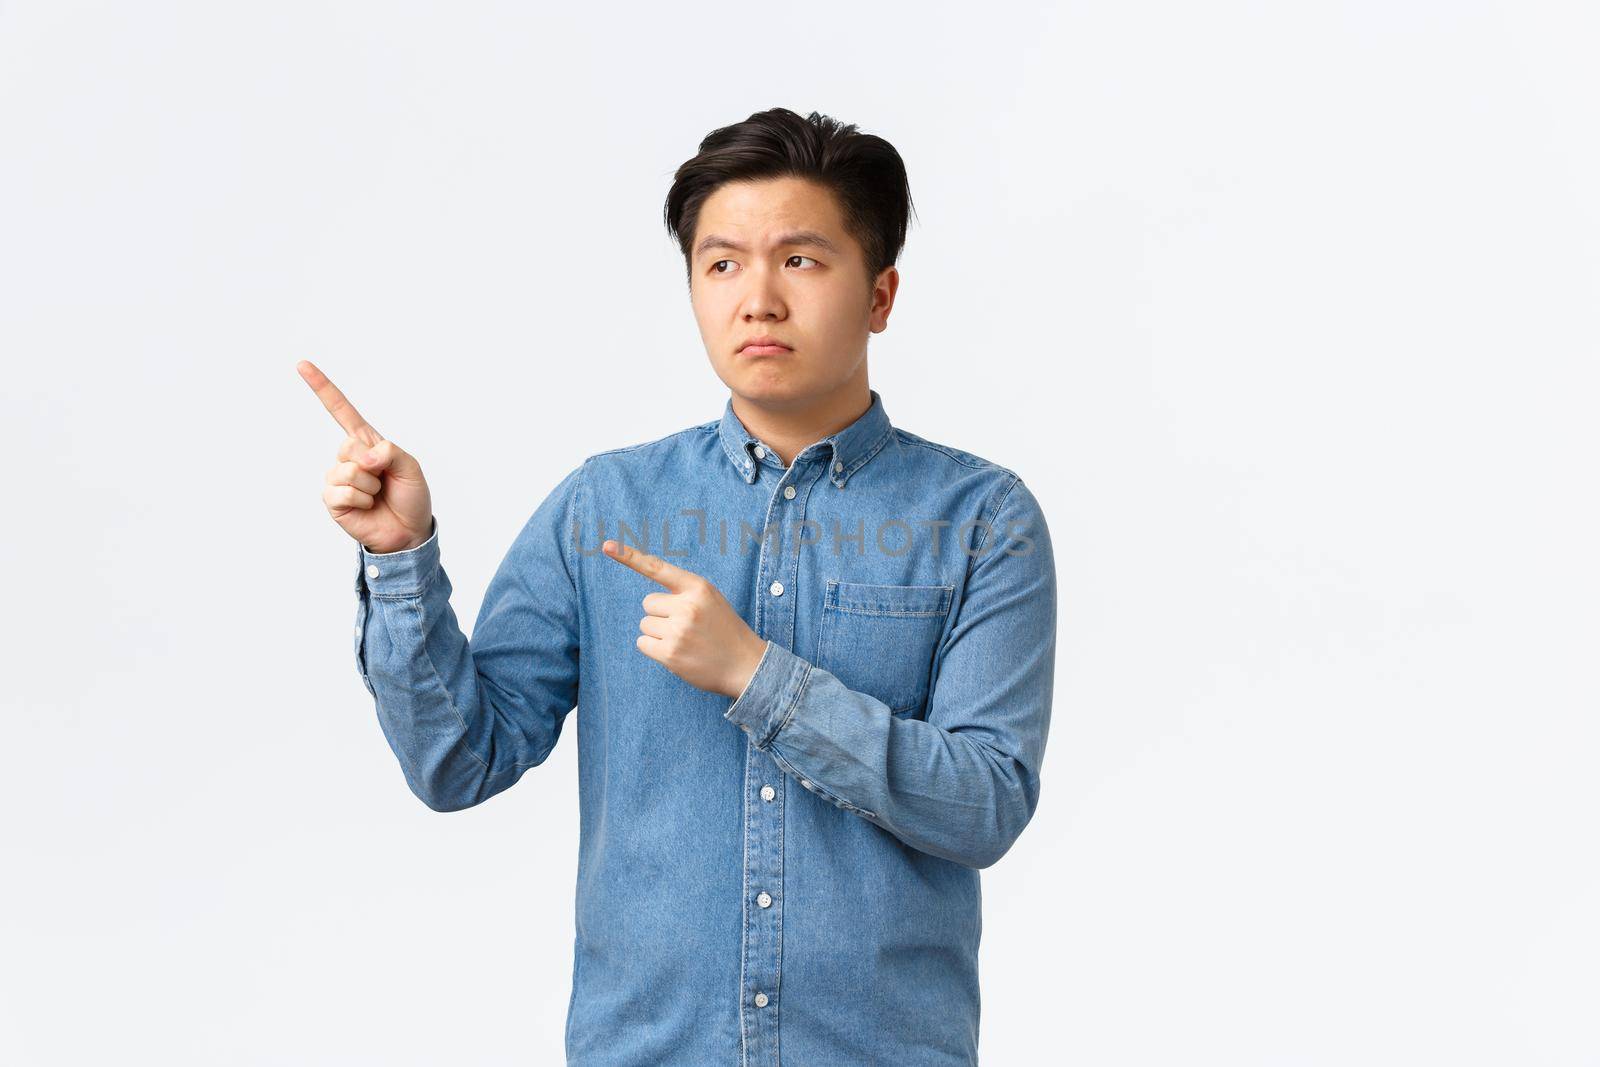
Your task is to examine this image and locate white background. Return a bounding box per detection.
[2,2,1596,1064]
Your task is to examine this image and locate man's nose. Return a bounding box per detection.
[741,267,786,319]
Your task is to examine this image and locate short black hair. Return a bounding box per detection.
[663,107,917,289]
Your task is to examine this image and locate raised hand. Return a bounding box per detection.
[297,359,434,554]
[602,539,769,698]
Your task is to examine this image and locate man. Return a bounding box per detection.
[300,107,1056,1066]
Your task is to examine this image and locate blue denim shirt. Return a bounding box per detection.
[351,388,1056,1066]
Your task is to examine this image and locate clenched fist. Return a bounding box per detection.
[297,359,434,554]
[603,539,769,699]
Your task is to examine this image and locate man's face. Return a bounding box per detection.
[689,176,896,408]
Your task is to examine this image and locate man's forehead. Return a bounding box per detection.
[695,178,848,248]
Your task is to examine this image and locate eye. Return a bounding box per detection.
[708,255,820,275]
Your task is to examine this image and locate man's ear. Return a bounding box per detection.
[870,266,900,332]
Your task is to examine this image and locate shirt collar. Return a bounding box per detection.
[717,388,894,488]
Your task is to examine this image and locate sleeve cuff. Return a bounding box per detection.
[723,640,813,749]
[354,516,440,597]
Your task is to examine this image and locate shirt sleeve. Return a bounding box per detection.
[722,475,1057,869]
[353,463,586,812]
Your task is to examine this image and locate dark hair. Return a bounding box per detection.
[663,107,917,290]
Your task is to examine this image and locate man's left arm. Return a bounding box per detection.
[724,476,1057,870]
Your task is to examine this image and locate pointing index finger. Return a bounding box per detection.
[296,359,382,445]
[602,539,696,592]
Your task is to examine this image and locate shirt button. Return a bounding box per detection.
[783,485,796,499]
[760,785,775,801]
[757,891,772,908]
[366,564,380,579]
[769,581,783,597]
[800,778,812,790]
[754,992,769,1008]
[354,625,362,637]
[753,445,766,459]
[833,460,843,473]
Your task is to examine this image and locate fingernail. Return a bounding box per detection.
[364,450,378,464]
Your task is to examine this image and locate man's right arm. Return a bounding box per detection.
[353,463,586,811]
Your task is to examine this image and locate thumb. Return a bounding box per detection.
[359,440,419,479]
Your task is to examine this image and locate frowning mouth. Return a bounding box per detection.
[738,336,793,356]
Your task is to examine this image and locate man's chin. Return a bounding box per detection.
[730,369,806,403]
[745,384,826,411]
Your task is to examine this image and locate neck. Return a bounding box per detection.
[731,377,872,468]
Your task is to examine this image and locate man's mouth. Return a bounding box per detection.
[738,336,794,356]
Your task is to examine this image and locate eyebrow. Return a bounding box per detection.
[693,230,842,259]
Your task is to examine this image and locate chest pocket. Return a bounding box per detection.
[815,579,955,718]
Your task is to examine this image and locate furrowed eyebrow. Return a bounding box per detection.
[694,230,841,259]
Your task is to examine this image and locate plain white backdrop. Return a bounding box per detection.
[2,1,1596,1064]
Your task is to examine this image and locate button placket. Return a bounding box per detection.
[738,451,819,1066]
[738,723,783,1062]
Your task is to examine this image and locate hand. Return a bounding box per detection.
[603,539,769,699]
[297,359,435,554]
